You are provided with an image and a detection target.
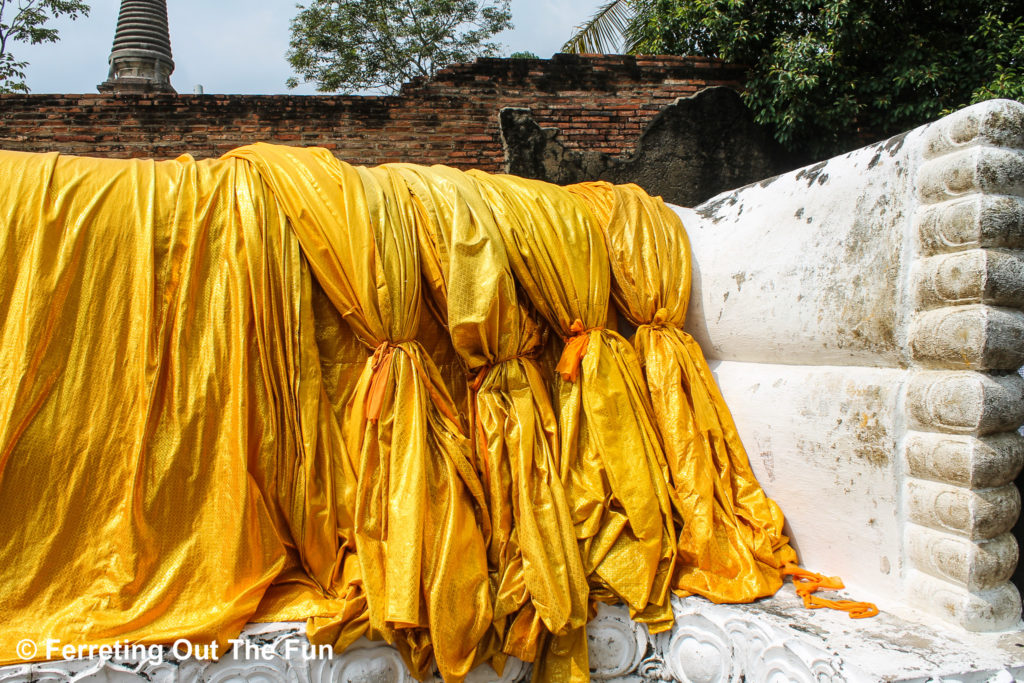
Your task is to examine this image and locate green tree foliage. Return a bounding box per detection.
[287,0,513,94]
[0,0,89,93]
[564,0,1024,156]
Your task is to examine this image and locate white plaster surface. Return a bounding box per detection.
[706,360,906,603]
[675,139,918,368]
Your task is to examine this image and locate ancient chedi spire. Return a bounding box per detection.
[98,0,176,93]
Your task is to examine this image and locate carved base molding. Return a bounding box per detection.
[4,588,1022,682]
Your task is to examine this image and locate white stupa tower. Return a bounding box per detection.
[98,0,175,93]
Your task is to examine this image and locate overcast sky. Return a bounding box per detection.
[18,0,603,95]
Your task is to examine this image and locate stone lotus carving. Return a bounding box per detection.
[0,624,531,683]
[650,599,851,683]
[0,601,890,682]
[656,613,733,682]
[587,604,648,679]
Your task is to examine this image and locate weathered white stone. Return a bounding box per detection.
[908,305,1024,369]
[6,597,1024,682]
[905,370,1024,435]
[906,570,1023,632]
[906,479,1020,540]
[903,432,1024,489]
[702,361,905,601]
[922,99,1024,158]
[914,250,1024,310]
[659,588,1024,681]
[917,147,1024,202]
[322,641,418,683]
[680,148,913,368]
[915,195,1024,254]
[656,612,734,682]
[678,99,1024,640]
[907,525,1018,589]
[587,603,648,680]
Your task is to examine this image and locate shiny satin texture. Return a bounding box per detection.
[568,182,798,602]
[223,146,493,681]
[0,150,290,661]
[0,144,814,682]
[385,164,588,672]
[467,172,679,682]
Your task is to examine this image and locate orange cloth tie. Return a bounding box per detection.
[469,351,538,392]
[365,340,462,426]
[365,341,397,423]
[471,365,491,393]
[555,319,602,382]
[782,564,879,619]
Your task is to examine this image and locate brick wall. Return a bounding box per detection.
[0,54,745,171]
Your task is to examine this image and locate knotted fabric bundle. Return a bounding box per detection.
[0,145,874,683]
[224,146,492,682]
[569,182,799,602]
[468,172,680,683]
[388,164,588,674]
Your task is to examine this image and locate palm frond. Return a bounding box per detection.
[562,0,636,55]
[622,4,650,54]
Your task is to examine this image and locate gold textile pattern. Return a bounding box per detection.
[0,144,870,682]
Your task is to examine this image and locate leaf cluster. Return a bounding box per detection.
[287,0,513,94]
[566,0,1024,157]
[0,0,89,93]
[562,0,640,55]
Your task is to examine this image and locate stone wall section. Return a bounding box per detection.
[0,55,744,171]
[500,86,801,207]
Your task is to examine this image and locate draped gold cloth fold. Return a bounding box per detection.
[0,145,810,681]
[387,164,589,675]
[0,150,289,658]
[223,146,493,682]
[466,175,679,644]
[568,182,797,603]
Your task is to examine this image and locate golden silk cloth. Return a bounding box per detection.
[0,145,796,682]
[568,183,797,602]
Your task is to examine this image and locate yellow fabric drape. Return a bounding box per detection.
[0,144,862,682]
[568,182,798,603]
[467,173,680,663]
[387,164,589,672]
[223,145,491,683]
[0,150,295,661]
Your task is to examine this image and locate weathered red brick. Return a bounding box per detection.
[0,55,745,164]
